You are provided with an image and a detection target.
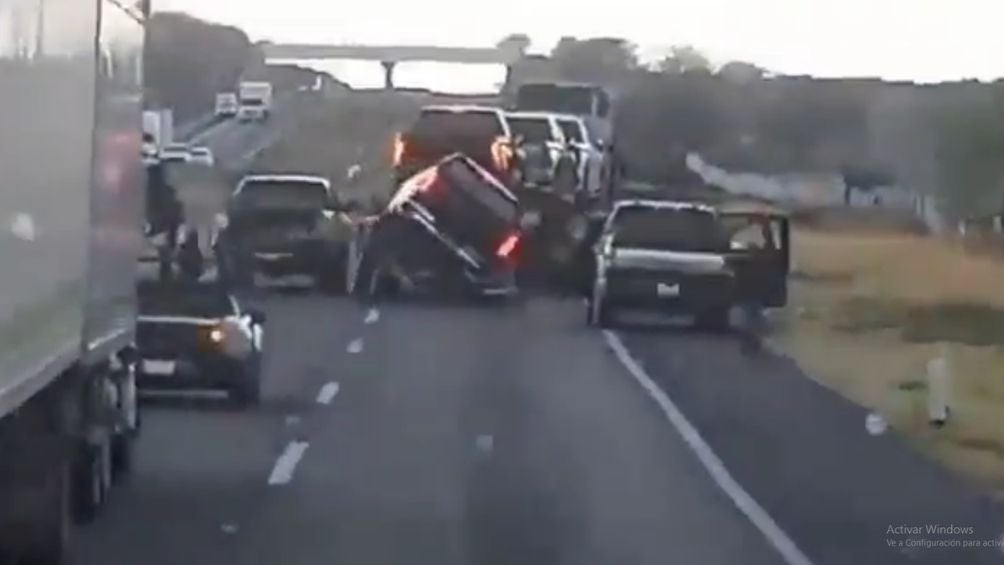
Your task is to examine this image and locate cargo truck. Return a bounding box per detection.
[237,81,273,122]
[0,0,147,562]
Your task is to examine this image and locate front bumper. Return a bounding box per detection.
[248,240,346,278]
[136,351,248,391]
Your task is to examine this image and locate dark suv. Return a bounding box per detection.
[392,105,521,187]
[221,174,353,291]
[354,154,523,298]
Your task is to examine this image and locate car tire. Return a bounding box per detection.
[232,361,262,408]
[695,308,731,332]
[110,433,134,481]
[318,251,348,295]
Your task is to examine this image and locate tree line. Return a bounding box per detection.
[144,12,342,122]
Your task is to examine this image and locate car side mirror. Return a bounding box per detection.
[248,310,266,325]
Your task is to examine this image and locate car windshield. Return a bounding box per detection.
[137,282,234,318]
[516,84,595,115]
[235,180,329,210]
[611,207,728,251]
[411,110,503,140]
[507,117,553,143]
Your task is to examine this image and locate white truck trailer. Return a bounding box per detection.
[237,81,273,122]
[0,0,147,562]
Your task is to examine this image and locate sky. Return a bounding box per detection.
[157,0,1004,90]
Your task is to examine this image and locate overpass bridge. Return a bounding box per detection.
[262,43,526,89]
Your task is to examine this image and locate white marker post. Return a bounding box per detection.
[927,349,952,428]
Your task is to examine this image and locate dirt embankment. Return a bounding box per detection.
[776,213,1004,496]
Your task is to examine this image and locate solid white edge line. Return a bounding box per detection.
[602,330,815,565]
[316,381,340,405]
[267,441,310,486]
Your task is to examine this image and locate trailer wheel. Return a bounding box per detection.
[111,434,134,480]
[17,464,71,565]
[72,442,106,524]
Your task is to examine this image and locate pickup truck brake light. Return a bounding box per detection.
[496,231,521,259]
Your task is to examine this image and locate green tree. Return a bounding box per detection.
[550,37,638,82]
[935,93,1004,218]
[657,45,712,75]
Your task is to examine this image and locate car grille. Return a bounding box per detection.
[137,322,205,358]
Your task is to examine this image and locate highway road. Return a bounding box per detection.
[65,91,1004,565]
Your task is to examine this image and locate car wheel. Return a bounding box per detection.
[318,251,348,295]
[231,360,262,408]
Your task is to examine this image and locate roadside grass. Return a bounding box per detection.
[777,226,1004,494]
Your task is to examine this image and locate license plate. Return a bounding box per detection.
[656,282,681,298]
[142,359,176,376]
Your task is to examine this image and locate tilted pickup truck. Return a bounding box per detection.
[582,199,790,329]
[353,154,525,299]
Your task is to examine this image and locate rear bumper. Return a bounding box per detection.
[600,270,736,312]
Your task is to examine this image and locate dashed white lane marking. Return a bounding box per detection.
[316,381,340,405]
[603,330,815,565]
[364,308,380,325]
[347,338,364,354]
[267,441,310,486]
[220,523,239,535]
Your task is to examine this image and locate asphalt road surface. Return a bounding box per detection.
[66,293,1004,565]
[65,90,1004,565]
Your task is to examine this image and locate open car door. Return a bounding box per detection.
[720,210,790,308]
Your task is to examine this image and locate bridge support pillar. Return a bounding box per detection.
[381,61,397,90]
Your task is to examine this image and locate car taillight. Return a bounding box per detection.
[496,232,520,259]
[409,167,441,194]
[392,133,406,167]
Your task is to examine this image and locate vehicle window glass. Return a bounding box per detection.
[516,85,595,115]
[236,181,329,210]
[137,282,234,318]
[558,120,584,143]
[508,118,554,143]
[412,110,503,140]
[611,207,728,252]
